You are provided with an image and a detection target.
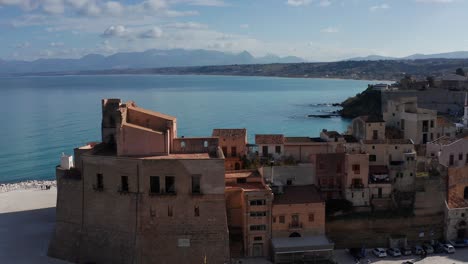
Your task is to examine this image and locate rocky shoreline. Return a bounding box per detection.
[0,180,57,193]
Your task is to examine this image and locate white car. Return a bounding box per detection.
[443,243,455,253]
[372,248,387,258]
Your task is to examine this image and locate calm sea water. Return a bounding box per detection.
[0,75,383,183]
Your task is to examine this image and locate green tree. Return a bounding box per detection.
[456,68,466,76]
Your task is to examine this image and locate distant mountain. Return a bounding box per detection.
[346,55,397,61]
[346,51,468,61]
[0,49,305,74]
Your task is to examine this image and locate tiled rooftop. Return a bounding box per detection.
[255,134,285,144]
[212,128,247,138]
[284,137,326,143]
[273,185,323,205]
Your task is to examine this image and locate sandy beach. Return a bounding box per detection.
[0,183,69,264]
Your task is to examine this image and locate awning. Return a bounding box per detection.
[272,235,334,254]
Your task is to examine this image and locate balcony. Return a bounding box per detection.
[288,222,303,231]
[350,183,364,189]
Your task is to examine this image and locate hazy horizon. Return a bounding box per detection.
[2,0,468,62]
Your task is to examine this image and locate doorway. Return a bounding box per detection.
[252,243,263,257]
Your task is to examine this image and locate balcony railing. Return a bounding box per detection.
[288,222,303,230]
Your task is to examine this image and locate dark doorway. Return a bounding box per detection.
[289,232,301,238]
[378,188,383,198]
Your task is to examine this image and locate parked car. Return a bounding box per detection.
[412,245,424,255]
[387,247,401,257]
[443,243,456,254]
[449,239,468,248]
[372,248,387,258]
[423,243,434,254]
[400,246,412,256]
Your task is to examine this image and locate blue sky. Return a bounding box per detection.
[1,0,468,61]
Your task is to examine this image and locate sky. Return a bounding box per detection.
[1,0,468,62]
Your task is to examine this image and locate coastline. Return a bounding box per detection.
[0,180,56,193]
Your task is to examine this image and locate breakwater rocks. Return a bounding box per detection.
[0,180,56,193]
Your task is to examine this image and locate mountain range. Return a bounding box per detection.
[0,49,304,74]
[346,51,468,61]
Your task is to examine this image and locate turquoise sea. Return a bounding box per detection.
[0,75,384,183]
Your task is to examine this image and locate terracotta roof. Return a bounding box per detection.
[357,115,385,123]
[437,116,455,128]
[212,128,247,138]
[273,185,323,205]
[285,137,326,143]
[364,139,413,145]
[225,170,260,179]
[448,191,468,209]
[255,134,285,144]
[225,182,267,191]
[429,136,460,145]
[322,130,341,138]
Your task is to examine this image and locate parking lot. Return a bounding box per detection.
[334,248,468,263]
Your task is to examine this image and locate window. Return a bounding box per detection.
[369,155,376,162]
[194,205,200,217]
[165,176,176,194]
[400,119,405,130]
[250,199,266,206]
[168,205,173,217]
[275,146,281,154]
[231,146,237,157]
[361,192,364,198]
[222,147,227,157]
[352,164,361,174]
[465,187,468,200]
[372,130,378,140]
[422,120,429,133]
[430,120,434,128]
[191,175,201,194]
[273,216,276,223]
[250,225,266,231]
[459,153,463,161]
[450,155,454,166]
[250,211,267,217]
[372,145,375,150]
[279,215,285,224]
[120,176,129,192]
[254,236,262,241]
[308,213,314,222]
[286,179,292,185]
[262,146,268,157]
[96,173,103,190]
[150,176,160,194]
[395,146,398,150]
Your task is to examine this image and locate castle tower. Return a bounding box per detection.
[464,92,468,128]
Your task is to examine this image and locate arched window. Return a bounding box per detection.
[289,232,301,238]
[464,187,468,199]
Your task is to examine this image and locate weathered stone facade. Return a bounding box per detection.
[48,99,229,264]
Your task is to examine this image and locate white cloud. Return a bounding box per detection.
[42,0,65,14]
[369,3,390,11]
[320,26,339,33]
[139,26,163,38]
[102,25,128,38]
[182,0,227,6]
[319,0,331,7]
[104,1,123,15]
[166,22,207,29]
[286,0,312,7]
[415,0,455,3]
[49,41,64,47]
[15,41,30,48]
[240,24,249,29]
